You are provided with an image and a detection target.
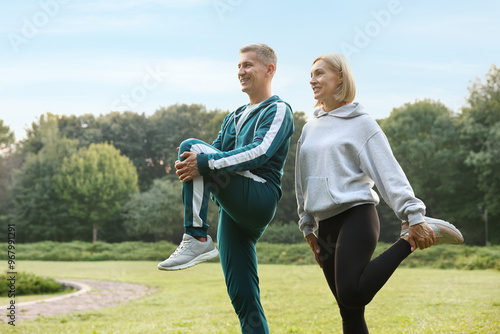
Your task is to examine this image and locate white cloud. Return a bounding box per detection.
[157,57,236,93]
[0,54,239,95]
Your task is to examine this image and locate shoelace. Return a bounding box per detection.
[171,240,191,257]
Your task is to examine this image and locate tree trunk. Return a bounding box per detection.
[93,224,98,243]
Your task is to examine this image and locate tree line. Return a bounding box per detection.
[0,65,498,245]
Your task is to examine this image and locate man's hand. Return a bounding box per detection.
[408,221,436,251]
[175,151,201,182]
[305,233,322,268]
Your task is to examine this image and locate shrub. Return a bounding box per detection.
[4,241,500,270]
[257,242,316,265]
[0,272,71,296]
[259,222,304,244]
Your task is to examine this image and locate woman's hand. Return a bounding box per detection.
[408,221,436,251]
[305,233,322,268]
[175,151,201,182]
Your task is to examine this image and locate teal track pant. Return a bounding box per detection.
[179,138,279,334]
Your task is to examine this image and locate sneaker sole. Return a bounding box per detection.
[424,217,464,244]
[401,217,464,245]
[157,248,219,271]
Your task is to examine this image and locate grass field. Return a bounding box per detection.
[2,261,499,333]
[0,289,76,306]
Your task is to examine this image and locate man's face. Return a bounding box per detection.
[237,51,268,95]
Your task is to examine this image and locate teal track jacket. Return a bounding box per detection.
[197,95,294,196]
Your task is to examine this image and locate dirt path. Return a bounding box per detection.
[2,279,155,322]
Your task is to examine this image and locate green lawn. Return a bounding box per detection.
[0,289,76,306]
[2,261,499,333]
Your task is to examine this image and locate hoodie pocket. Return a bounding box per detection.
[303,176,338,214]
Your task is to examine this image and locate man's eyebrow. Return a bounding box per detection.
[238,61,253,67]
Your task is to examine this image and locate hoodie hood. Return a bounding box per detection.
[314,102,366,119]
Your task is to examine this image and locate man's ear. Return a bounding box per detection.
[266,63,276,77]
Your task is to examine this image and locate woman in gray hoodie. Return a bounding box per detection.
[295,53,463,334]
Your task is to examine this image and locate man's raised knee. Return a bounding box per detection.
[179,138,200,153]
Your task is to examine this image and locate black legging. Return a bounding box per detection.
[318,204,412,334]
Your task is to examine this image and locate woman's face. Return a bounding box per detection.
[310,59,342,106]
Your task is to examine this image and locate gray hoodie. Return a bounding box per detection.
[295,103,426,237]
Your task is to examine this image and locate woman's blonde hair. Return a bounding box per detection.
[312,54,356,107]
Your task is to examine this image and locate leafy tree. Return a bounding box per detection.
[273,111,308,227]
[380,100,459,212]
[96,112,150,190]
[145,104,225,181]
[380,99,483,244]
[58,113,102,148]
[122,174,222,243]
[0,120,23,236]
[199,109,230,143]
[57,112,153,190]
[11,113,80,242]
[54,106,228,191]
[122,176,184,241]
[0,119,17,199]
[20,117,52,155]
[0,119,15,151]
[54,142,138,243]
[459,64,500,244]
[0,152,22,222]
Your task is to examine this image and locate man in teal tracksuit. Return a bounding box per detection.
[158,43,294,333]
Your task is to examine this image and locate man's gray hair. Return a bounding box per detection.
[240,43,277,67]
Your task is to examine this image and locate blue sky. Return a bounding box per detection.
[1,0,499,140]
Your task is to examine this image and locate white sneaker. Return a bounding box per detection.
[401,216,464,245]
[157,234,219,271]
